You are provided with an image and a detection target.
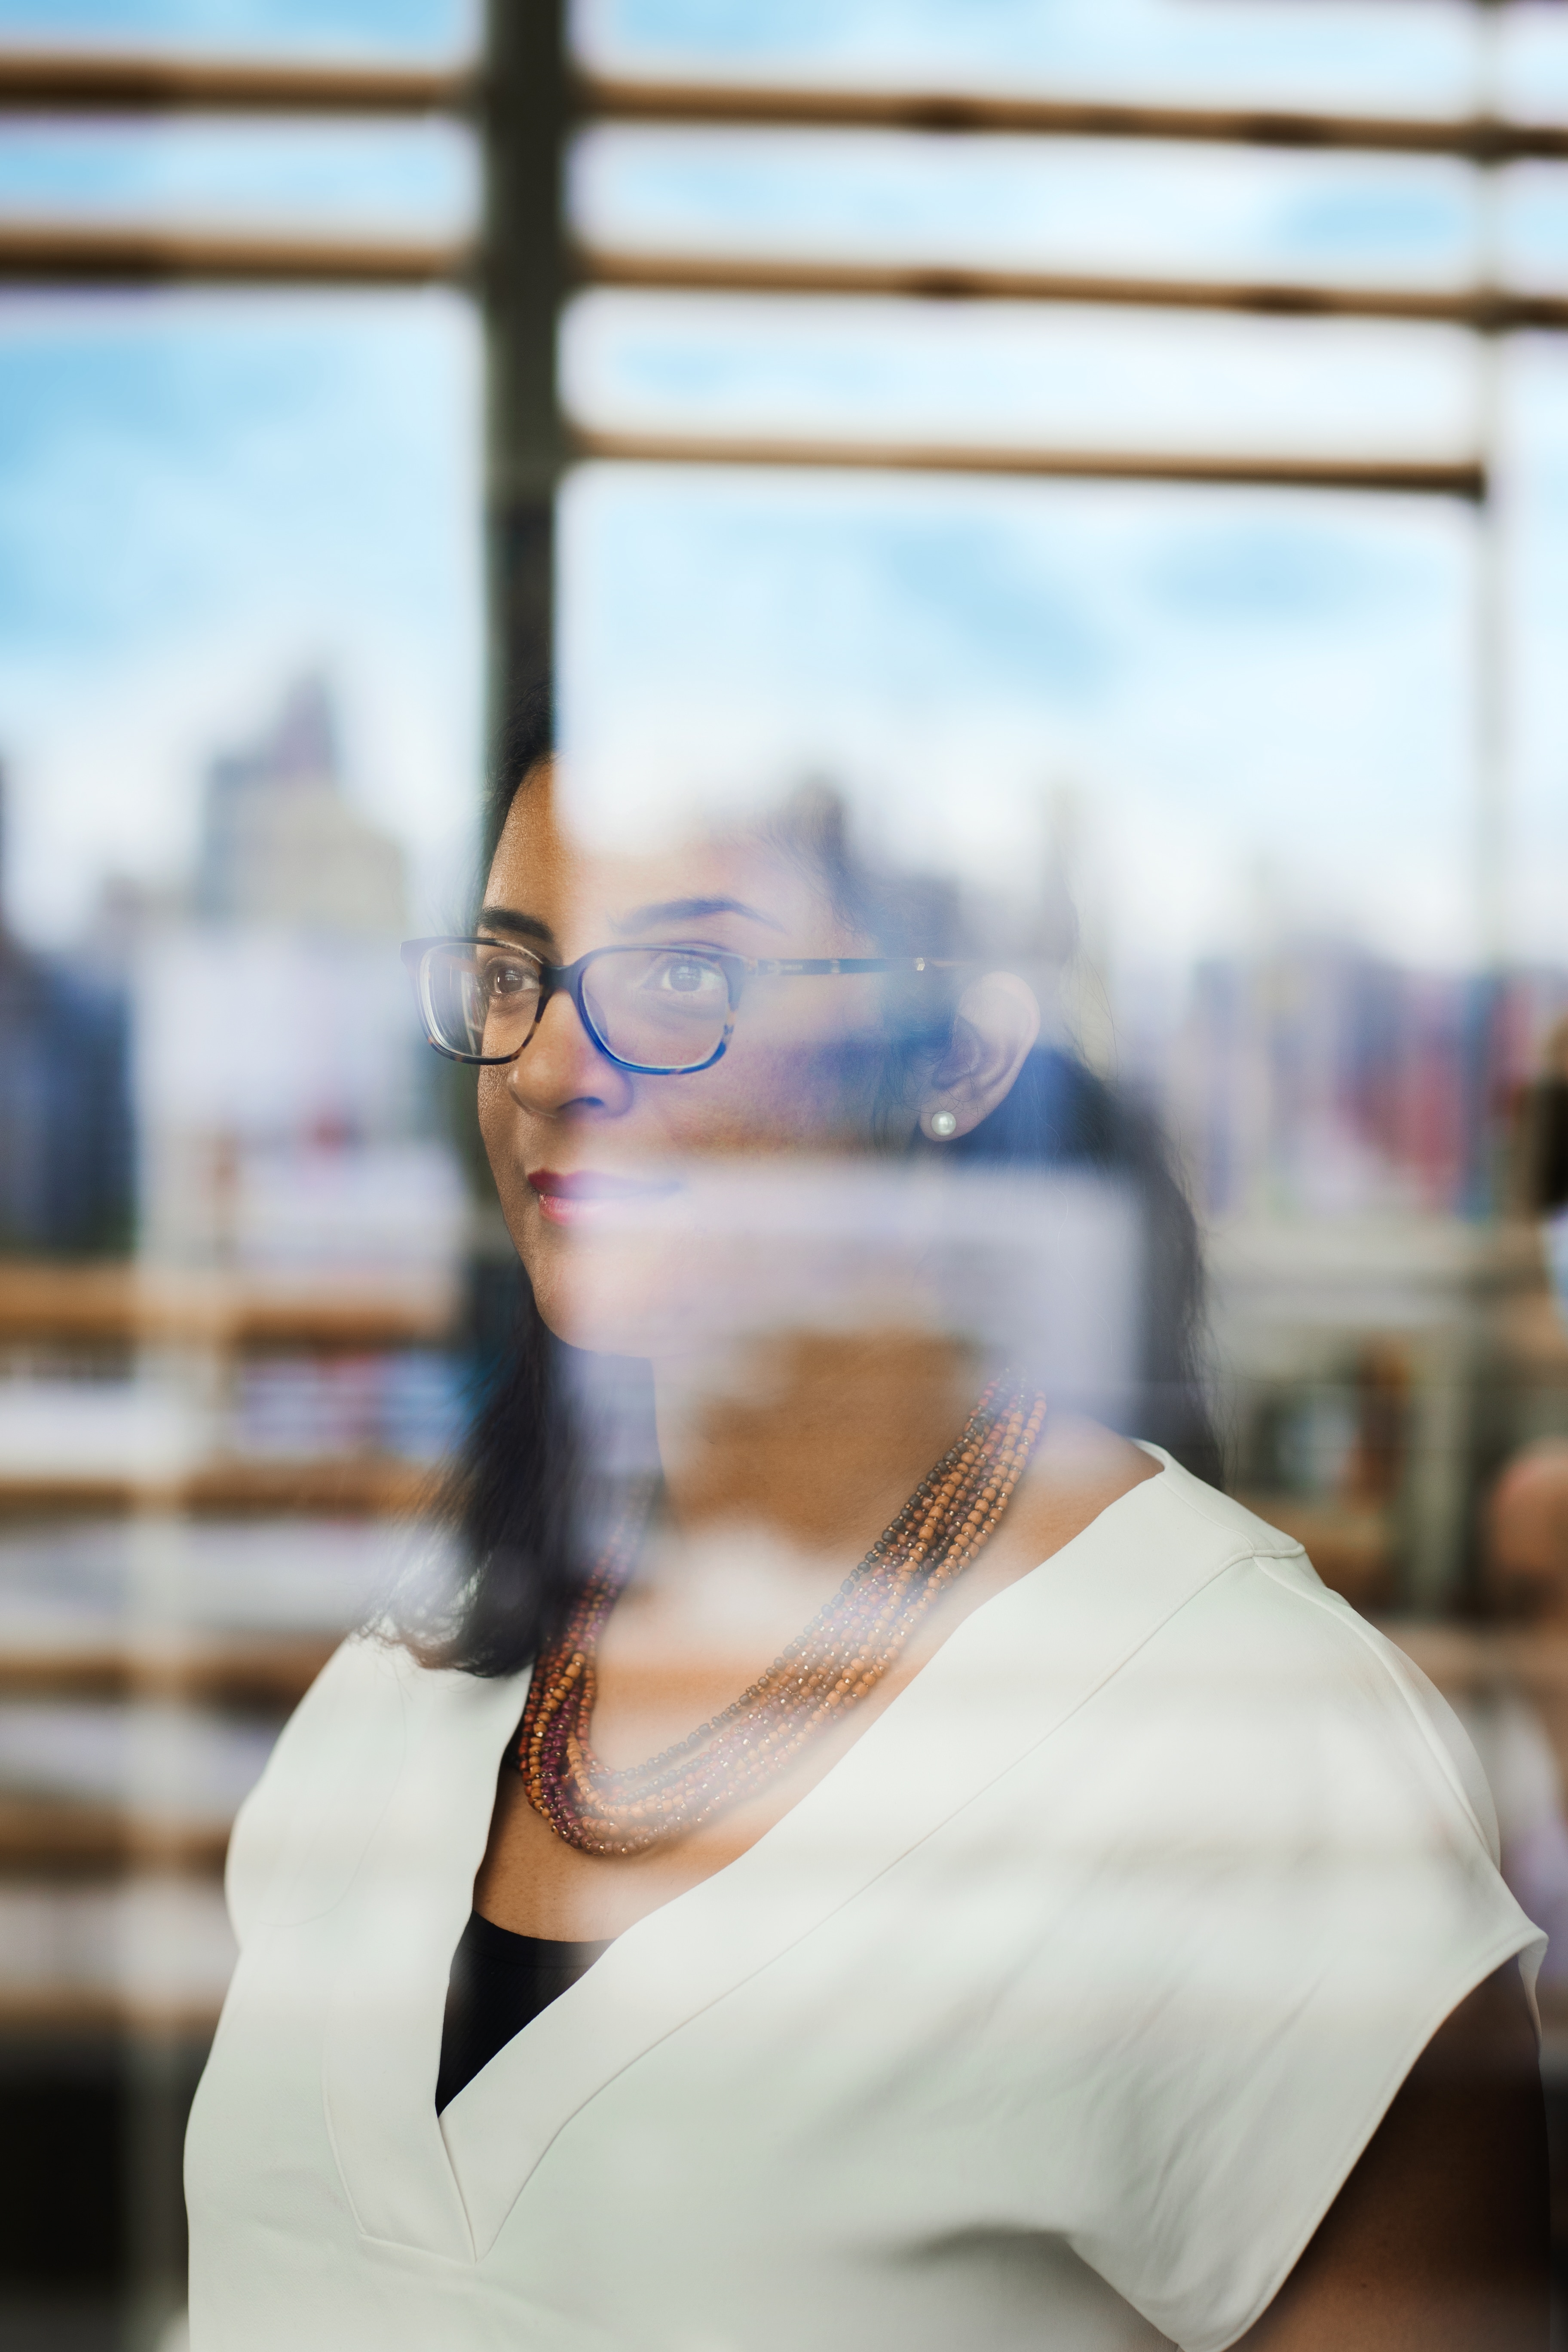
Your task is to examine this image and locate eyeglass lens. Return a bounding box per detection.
[424,944,730,1071]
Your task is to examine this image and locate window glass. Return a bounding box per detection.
[560,461,1476,997]
[0,0,477,61]
[0,263,484,2166]
[572,127,1479,291]
[0,291,482,940]
[562,290,1480,463]
[1498,2,1568,126]
[10,4,1568,2335]
[0,117,478,239]
[574,0,1480,118]
[1501,163,1568,296]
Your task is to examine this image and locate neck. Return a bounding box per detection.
[649,1330,986,1567]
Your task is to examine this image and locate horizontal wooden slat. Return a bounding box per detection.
[579,72,1568,162]
[0,1456,438,1520]
[5,54,1565,165]
[0,222,471,284]
[182,1455,438,1515]
[0,1793,228,1877]
[575,244,1568,332]
[0,1988,223,2032]
[0,1635,337,1707]
[0,49,475,113]
[12,223,1562,328]
[571,424,1488,500]
[0,1260,461,1347]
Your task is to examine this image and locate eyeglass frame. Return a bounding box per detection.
[400,936,966,1077]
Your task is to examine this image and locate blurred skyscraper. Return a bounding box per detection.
[133,676,464,1276]
[0,763,134,1255]
[195,676,406,936]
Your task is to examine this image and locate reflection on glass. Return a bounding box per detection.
[9,0,1568,2341]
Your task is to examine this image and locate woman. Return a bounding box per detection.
[187,694,1547,2351]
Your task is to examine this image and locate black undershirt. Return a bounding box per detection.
[435,1912,612,2114]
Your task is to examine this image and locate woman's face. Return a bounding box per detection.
[477,770,921,1356]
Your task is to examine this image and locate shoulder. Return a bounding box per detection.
[940,1455,1541,2352]
[1115,1453,1503,1868]
[224,1631,533,1945]
[1129,1442,1308,1565]
[224,1630,417,1944]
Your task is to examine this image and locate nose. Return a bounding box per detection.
[504,980,634,1119]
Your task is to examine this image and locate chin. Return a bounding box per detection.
[519,1226,703,1362]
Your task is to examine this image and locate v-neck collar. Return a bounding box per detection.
[323,1454,1283,2264]
[321,1658,531,2261]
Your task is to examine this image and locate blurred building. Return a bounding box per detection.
[0,680,471,1513]
[134,677,465,1279]
[0,764,134,1256]
[195,674,405,935]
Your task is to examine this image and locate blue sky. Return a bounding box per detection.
[572,129,1482,289]
[575,0,1568,121]
[562,294,1480,464]
[0,116,477,235]
[571,128,1568,295]
[0,0,475,58]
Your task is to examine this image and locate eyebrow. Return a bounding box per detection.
[609,896,786,937]
[477,905,556,947]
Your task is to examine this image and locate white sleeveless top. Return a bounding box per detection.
[185,1452,1541,2352]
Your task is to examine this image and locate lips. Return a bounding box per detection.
[527,1168,680,1228]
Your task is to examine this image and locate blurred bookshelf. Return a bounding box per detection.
[0,1259,459,1517]
[0,1252,467,2040]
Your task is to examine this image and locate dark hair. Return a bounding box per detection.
[404,689,1222,1677]
[483,675,553,873]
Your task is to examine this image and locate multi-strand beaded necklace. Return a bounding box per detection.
[512,1372,1048,1856]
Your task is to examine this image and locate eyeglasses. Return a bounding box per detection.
[400,937,962,1076]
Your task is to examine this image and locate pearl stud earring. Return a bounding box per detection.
[929,1110,959,1139]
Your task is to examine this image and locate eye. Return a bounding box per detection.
[649,954,726,999]
[480,954,538,1001]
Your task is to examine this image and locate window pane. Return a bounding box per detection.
[0,0,478,61]
[0,117,478,241]
[0,279,484,2213]
[1499,2,1568,128]
[572,127,1480,291]
[0,291,482,938]
[1501,163,1568,296]
[574,0,1482,118]
[559,462,1479,1218]
[563,290,1481,463]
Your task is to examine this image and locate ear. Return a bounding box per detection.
[919,971,1041,1143]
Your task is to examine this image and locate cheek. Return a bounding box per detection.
[727,1036,891,1146]
[475,1071,506,1162]
[476,1072,531,1212]
[650,1054,852,1155]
